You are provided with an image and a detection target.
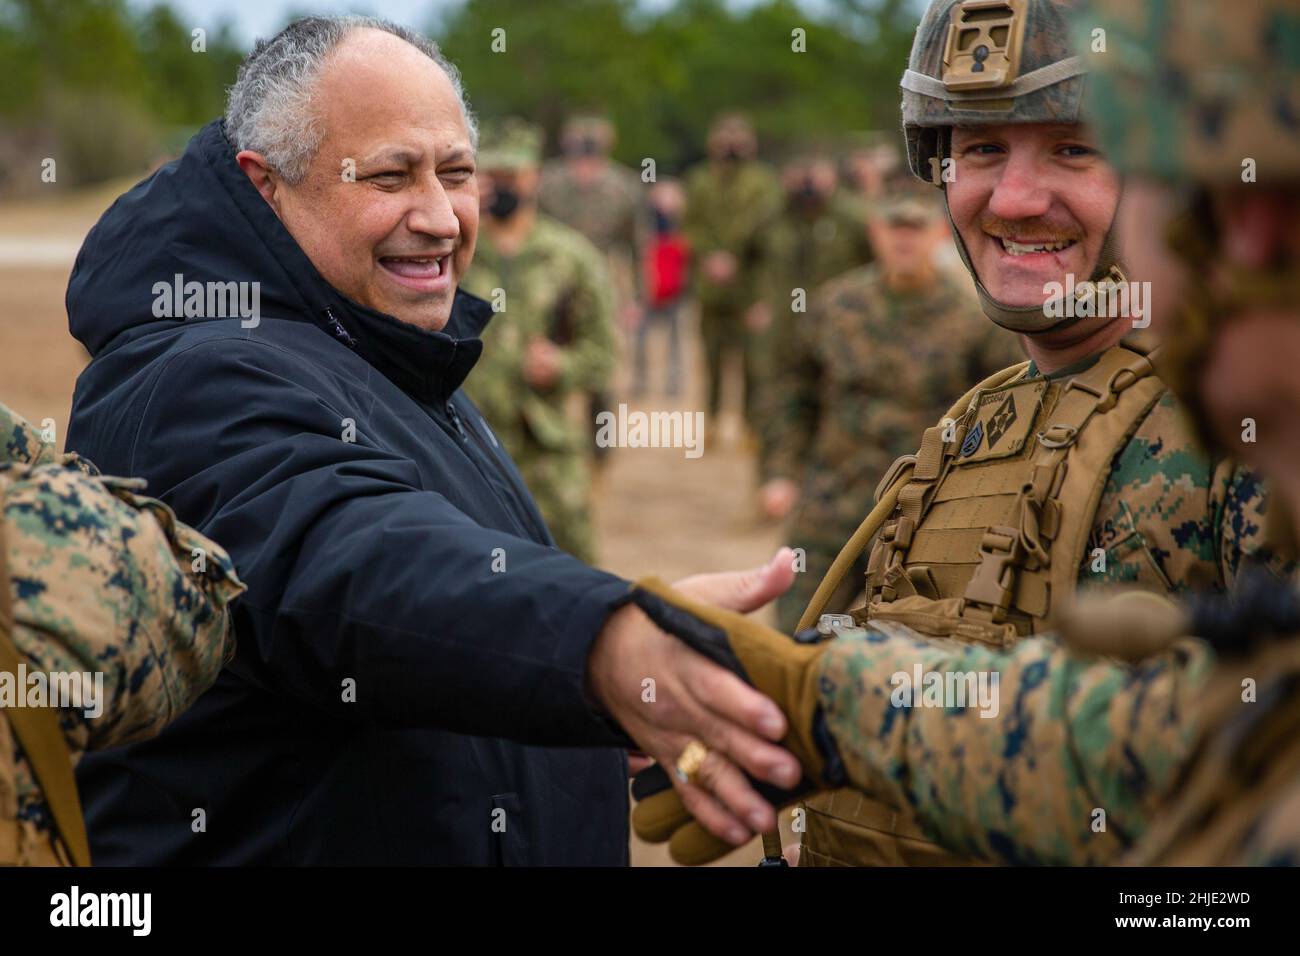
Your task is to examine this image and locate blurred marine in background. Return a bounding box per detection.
[759,183,1017,634]
[683,114,780,429]
[748,150,875,474]
[463,118,618,564]
[539,115,644,470]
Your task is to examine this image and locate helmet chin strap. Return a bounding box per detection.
[941,175,1129,335]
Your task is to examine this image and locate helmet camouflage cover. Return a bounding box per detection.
[1077,0,1300,551]
[1077,0,1300,184]
[902,0,1090,181]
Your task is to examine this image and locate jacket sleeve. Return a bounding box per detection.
[126,338,634,748]
[816,626,1214,865]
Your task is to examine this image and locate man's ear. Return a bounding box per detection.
[236,150,281,213]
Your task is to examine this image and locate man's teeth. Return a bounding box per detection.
[1000,237,1075,256]
[384,256,444,277]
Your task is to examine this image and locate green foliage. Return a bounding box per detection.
[0,0,919,185]
[0,0,243,185]
[434,0,917,172]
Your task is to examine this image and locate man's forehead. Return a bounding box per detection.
[316,30,470,147]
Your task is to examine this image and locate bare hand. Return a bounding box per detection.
[522,337,562,388]
[745,301,772,333]
[702,250,738,285]
[758,478,799,521]
[587,549,803,846]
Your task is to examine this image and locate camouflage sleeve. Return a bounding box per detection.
[3,460,244,754]
[759,295,822,482]
[554,239,617,395]
[2,402,57,467]
[816,624,1214,865]
[1213,460,1296,586]
[1084,393,1296,593]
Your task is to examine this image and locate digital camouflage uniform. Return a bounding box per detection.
[762,264,1017,634]
[1,402,243,865]
[538,157,643,294]
[538,145,644,468]
[461,217,617,564]
[682,158,781,421]
[750,190,874,457]
[1078,0,1300,867]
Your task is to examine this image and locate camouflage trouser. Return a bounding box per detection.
[699,303,759,422]
[516,442,597,565]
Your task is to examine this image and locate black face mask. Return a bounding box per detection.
[792,178,823,211]
[721,145,743,163]
[488,186,521,220]
[578,136,600,157]
[653,209,676,235]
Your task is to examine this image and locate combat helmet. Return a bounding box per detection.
[1078,0,1300,550]
[1078,0,1300,415]
[901,0,1126,332]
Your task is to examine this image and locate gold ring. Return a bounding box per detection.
[673,740,709,785]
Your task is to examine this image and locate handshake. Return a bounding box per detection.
[608,561,851,866]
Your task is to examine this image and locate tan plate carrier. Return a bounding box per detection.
[797,335,1167,866]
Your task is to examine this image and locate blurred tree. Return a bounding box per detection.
[0,0,919,188]
[435,0,917,173]
[0,0,243,186]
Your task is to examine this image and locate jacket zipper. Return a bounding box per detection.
[443,398,552,544]
[323,305,551,544]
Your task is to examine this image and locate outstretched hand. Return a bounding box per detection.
[588,548,802,847]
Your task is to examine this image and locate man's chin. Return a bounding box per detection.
[382,295,454,332]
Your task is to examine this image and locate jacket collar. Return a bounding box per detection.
[202,120,492,403]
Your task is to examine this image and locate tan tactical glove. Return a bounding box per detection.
[626,576,846,865]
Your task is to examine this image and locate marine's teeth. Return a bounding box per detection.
[1000,237,1075,256]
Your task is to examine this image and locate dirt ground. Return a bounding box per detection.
[0,181,794,868]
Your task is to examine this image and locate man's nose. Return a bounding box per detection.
[985,151,1052,223]
[405,175,461,241]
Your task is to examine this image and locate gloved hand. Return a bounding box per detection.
[627,576,847,865]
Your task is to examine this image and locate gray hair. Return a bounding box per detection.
[225,15,477,184]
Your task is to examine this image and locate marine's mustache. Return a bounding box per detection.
[977,213,1083,244]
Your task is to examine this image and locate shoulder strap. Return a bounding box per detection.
[795,360,1031,632]
[962,338,1166,627]
[0,497,91,867]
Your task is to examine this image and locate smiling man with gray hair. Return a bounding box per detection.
[64,15,803,865]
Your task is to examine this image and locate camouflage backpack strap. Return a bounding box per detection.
[796,360,1030,632]
[961,335,1166,628]
[0,495,91,867]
